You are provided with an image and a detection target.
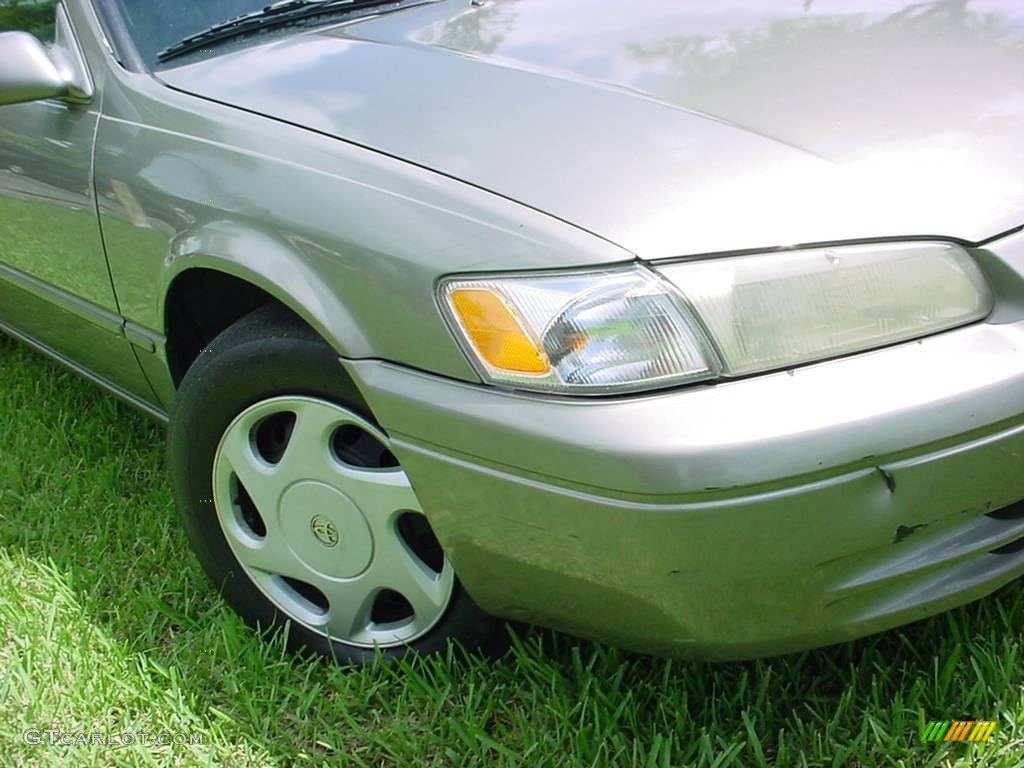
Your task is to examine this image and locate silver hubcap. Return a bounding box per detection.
[212,396,455,648]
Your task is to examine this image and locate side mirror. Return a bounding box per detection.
[0,31,71,106]
[0,7,93,107]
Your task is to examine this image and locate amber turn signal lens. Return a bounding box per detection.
[448,288,550,374]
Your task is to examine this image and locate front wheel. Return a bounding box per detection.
[168,305,505,664]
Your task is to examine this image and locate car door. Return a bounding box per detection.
[0,0,155,403]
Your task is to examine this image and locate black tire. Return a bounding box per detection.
[168,303,505,664]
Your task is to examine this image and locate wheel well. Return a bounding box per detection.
[165,269,290,385]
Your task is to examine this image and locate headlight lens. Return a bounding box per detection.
[439,267,721,393]
[440,242,993,394]
[658,242,993,375]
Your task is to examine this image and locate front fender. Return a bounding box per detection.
[94,64,634,390]
[160,221,372,360]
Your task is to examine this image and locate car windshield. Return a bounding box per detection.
[114,0,402,69]
[111,1,272,67]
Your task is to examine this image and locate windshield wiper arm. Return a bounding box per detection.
[157,0,408,62]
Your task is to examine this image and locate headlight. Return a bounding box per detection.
[438,266,721,394]
[440,242,993,395]
[658,241,993,375]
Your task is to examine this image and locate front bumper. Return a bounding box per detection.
[345,238,1024,660]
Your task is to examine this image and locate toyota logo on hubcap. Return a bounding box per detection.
[310,515,339,548]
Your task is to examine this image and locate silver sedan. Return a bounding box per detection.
[1,0,1023,662]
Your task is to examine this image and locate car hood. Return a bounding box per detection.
[158,0,1024,259]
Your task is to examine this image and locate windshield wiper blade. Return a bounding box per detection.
[157,0,406,62]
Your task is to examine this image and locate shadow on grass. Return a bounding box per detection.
[2,332,1023,766]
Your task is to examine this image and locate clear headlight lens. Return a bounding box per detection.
[439,267,720,394]
[658,242,994,375]
[440,242,993,394]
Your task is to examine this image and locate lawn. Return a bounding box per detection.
[1,333,1023,767]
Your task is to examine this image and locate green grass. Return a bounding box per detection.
[2,334,1024,767]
